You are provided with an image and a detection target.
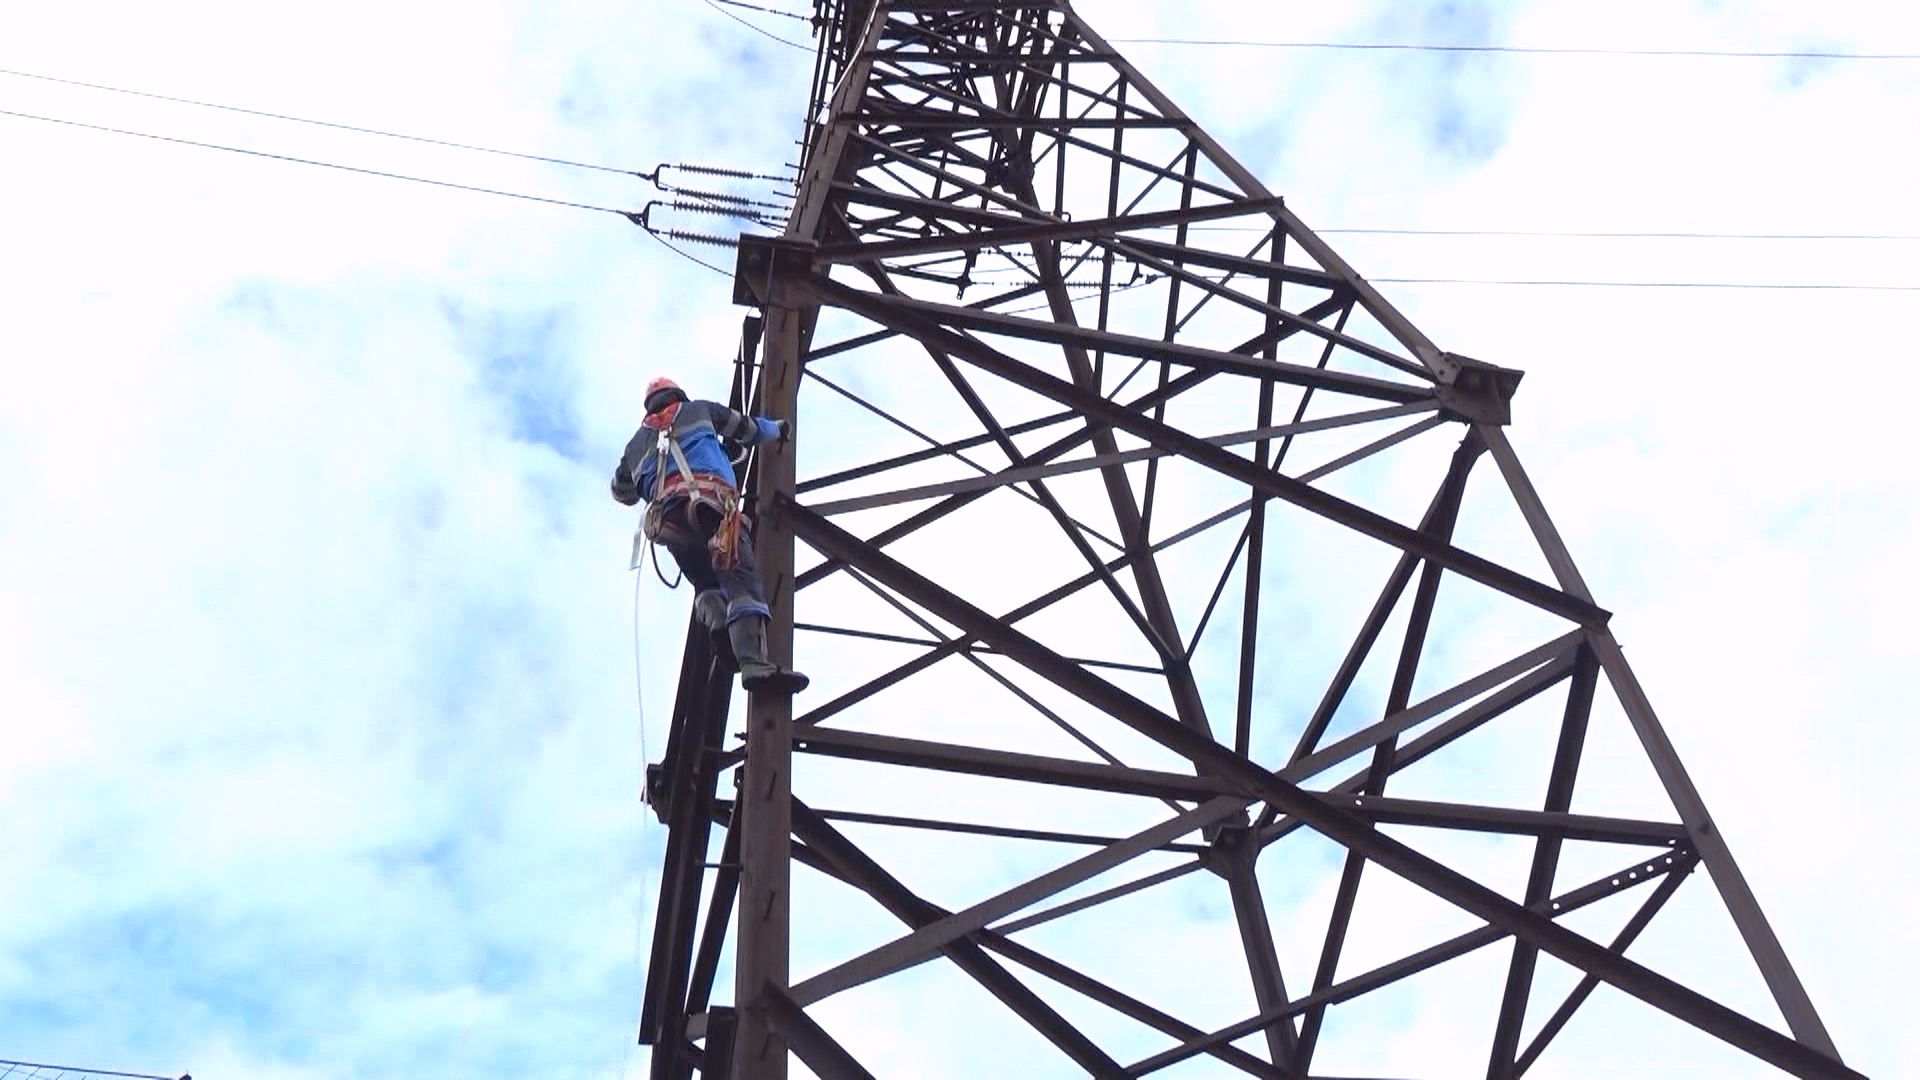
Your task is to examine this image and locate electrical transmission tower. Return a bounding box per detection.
[636,2,1855,1077]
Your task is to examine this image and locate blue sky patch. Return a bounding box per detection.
[442,300,586,464]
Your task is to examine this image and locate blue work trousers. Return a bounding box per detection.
[658,498,770,624]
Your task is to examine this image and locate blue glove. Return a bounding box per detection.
[754,417,790,444]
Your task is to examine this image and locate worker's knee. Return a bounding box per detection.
[725,598,771,625]
[718,562,768,603]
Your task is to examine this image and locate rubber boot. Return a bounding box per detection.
[727,615,810,695]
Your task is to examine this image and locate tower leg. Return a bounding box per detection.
[732,304,804,1080]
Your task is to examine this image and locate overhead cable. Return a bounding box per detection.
[0,65,639,174]
[0,65,799,197]
[5,108,1913,292]
[1374,277,1920,291]
[1323,227,1920,240]
[648,231,736,276]
[22,66,1903,242]
[1107,39,1920,61]
[1191,225,1920,241]
[0,1060,183,1080]
[1002,274,1920,309]
[0,107,631,214]
[712,0,812,23]
[699,0,814,51]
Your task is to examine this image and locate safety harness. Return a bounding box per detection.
[639,405,750,574]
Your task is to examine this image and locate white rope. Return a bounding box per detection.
[617,566,656,1079]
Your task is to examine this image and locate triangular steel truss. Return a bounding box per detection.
[636,3,1855,1078]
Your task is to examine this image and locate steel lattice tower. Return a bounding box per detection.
[636,3,1855,1077]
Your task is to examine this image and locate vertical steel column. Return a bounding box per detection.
[727,4,887,1073]
[732,307,805,1080]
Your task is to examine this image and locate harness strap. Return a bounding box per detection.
[643,422,750,571]
[657,429,701,502]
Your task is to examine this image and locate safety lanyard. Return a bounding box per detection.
[650,421,704,502]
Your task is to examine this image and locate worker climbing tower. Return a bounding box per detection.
[637,2,1855,1077]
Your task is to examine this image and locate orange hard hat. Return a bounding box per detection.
[645,376,686,414]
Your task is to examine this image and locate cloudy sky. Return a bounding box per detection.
[1,0,1914,1078]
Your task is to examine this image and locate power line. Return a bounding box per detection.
[712,0,812,23]
[999,274,1920,310]
[1322,227,1920,241]
[0,1060,183,1080]
[648,230,736,276]
[1106,39,1920,61]
[0,66,639,175]
[0,66,797,197]
[2,104,779,268]
[1374,277,1920,291]
[0,107,631,214]
[699,0,814,51]
[1178,224,1920,241]
[12,67,1902,244]
[6,109,1915,293]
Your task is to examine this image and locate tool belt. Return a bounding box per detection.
[644,471,750,572]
